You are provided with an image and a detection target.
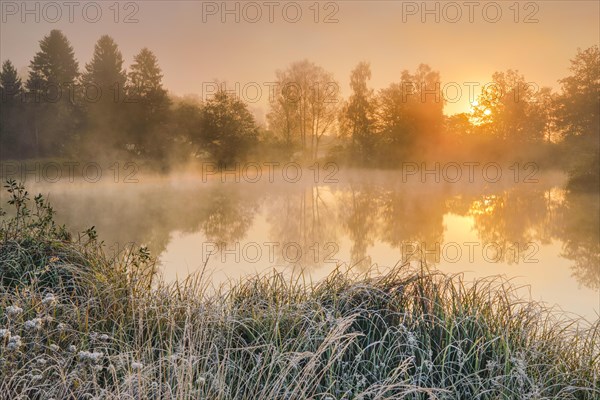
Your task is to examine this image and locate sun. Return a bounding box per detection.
[468,100,479,114]
[484,109,492,116]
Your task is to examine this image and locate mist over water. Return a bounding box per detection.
[11,166,597,320]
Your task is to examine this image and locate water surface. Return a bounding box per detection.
[13,168,599,320]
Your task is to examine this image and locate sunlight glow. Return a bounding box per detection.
[469,195,498,215]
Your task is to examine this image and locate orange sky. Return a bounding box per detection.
[1,1,598,119]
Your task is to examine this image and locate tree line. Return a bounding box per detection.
[0,30,598,180]
[0,30,259,166]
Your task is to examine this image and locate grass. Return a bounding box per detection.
[0,179,598,399]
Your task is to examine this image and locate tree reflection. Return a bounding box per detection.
[467,187,556,264]
[200,187,258,245]
[556,190,600,289]
[337,184,380,268]
[378,187,446,265]
[265,184,339,267]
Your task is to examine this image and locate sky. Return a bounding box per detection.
[1,0,599,119]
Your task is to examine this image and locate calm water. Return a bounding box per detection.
[10,168,599,321]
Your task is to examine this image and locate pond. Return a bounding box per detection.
[11,166,599,321]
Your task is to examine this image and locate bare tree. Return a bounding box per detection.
[267,60,340,160]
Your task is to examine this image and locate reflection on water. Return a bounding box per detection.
[558,190,600,290]
[10,170,599,319]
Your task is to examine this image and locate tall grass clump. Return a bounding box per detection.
[0,180,598,399]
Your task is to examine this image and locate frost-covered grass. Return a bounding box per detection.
[0,180,598,399]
